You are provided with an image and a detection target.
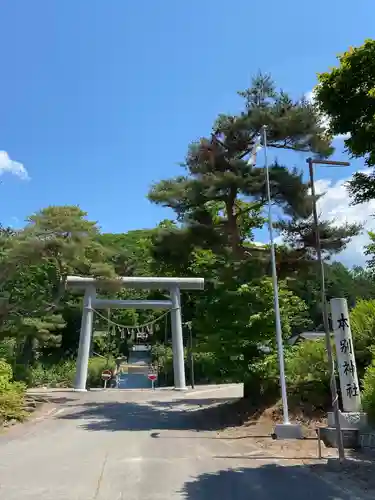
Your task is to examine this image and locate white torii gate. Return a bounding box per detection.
[66,276,204,391]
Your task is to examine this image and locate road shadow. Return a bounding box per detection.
[57,398,274,433]
[179,463,357,499]
[310,458,375,494]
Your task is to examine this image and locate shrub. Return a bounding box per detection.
[0,359,13,387]
[362,360,375,423]
[0,359,26,423]
[27,357,114,389]
[13,364,33,386]
[87,357,114,388]
[29,360,76,388]
[350,299,375,374]
[287,340,330,386]
[151,344,174,386]
[0,339,16,364]
[151,343,226,387]
[189,351,225,384]
[286,340,331,411]
[245,352,282,398]
[245,340,332,410]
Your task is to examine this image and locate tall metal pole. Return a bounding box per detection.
[263,126,290,425]
[170,286,187,390]
[188,323,195,389]
[307,158,345,461]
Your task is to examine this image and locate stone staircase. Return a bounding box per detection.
[118,345,153,389]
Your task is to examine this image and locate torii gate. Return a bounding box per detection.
[66,276,204,391]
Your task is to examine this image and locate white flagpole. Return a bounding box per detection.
[262,125,291,427]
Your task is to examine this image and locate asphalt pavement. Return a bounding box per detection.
[0,385,366,499]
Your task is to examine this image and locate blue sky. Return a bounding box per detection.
[0,1,374,264]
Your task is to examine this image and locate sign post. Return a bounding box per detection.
[101,369,112,390]
[148,373,157,390]
[328,298,368,436]
[330,298,361,412]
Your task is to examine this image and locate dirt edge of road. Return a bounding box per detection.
[206,397,375,498]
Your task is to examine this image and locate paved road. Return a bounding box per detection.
[0,385,365,499]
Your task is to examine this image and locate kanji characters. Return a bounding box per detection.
[343,359,355,376]
[340,338,352,355]
[346,382,359,399]
[337,313,349,331]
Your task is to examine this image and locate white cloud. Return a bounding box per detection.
[265,172,374,267]
[314,173,375,267]
[305,90,350,141]
[0,151,29,180]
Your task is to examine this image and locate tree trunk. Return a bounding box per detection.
[225,188,244,258]
[17,336,35,366]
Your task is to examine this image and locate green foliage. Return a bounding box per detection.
[193,274,311,383]
[289,262,375,330]
[362,360,375,423]
[151,343,172,367]
[151,343,227,386]
[365,232,375,278]
[350,299,375,373]
[97,230,156,276]
[0,206,120,366]
[87,357,115,388]
[316,39,375,202]
[248,340,331,409]
[0,388,26,423]
[287,340,330,386]
[26,357,115,389]
[152,337,332,413]
[29,360,77,388]
[0,359,13,387]
[0,359,26,423]
[151,344,174,385]
[0,339,16,364]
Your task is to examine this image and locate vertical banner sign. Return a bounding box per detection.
[330,298,361,412]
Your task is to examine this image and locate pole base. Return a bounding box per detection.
[73,388,88,393]
[327,411,368,431]
[174,387,189,391]
[274,423,304,440]
[319,426,359,449]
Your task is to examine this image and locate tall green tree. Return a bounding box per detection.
[186,248,311,385]
[288,261,375,328]
[315,39,375,204]
[0,206,117,363]
[365,231,375,278]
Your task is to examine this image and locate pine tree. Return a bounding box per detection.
[148,74,359,272]
[0,206,117,363]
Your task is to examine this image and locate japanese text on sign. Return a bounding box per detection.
[330,298,361,412]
